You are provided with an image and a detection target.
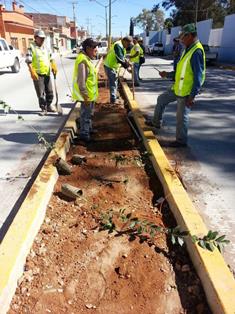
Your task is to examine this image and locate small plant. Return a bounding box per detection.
[98,208,230,253]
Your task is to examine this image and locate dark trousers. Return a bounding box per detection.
[33,75,54,109]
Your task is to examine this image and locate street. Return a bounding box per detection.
[0,54,75,233]
[131,56,235,272]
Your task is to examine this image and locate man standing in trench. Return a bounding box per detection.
[146,23,206,147]
[26,29,57,115]
[72,38,98,143]
[104,36,132,104]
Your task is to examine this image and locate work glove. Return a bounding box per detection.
[51,61,58,76]
[30,68,38,80]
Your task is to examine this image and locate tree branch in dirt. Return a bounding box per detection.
[98,208,230,253]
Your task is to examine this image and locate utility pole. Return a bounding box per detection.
[86,17,92,36]
[108,0,111,48]
[72,2,78,46]
[105,6,108,40]
[195,0,199,23]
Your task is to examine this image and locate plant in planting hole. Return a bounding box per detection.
[99,208,230,253]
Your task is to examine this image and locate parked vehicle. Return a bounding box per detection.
[97,40,108,58]
[147,42,164,56]
[0,38,21,72]
[152,42,164,56]
[203,44,218,64]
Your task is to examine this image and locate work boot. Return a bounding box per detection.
[39,105,47,116]
[47,105,57,113]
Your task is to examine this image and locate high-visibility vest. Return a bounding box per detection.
[139,45,144,57]
[173,41,206,97]
[130,43,141,63]
[30,43,51,76]
[104,40,126,70]
[72,52,98,102]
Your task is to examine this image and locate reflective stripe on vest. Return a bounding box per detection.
[130,43,141,63]
[72,52,98,102]
[173,41,205,97]
[104,40,126,70]
[31,43,51,75]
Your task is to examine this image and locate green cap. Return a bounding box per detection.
[181,23,197,36]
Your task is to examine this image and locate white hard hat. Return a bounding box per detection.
[34,29,46,38]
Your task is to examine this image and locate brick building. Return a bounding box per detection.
[0,2,34,54]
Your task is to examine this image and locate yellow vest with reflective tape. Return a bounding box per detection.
[173,42,206,97]
[72,52,98,102]
[104,40,126,70]
[130,43,140,63]
[31,43,51,76]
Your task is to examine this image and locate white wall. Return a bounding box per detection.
[209,28,223,47]
[219,14,235,63]
[197,19,213,45]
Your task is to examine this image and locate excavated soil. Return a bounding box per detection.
[9,74,211,314]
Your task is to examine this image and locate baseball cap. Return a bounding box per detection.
[82,38,99,50]
[180,23,197,37]
[34,29,46,38]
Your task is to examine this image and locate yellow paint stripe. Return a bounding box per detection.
[0,105,80,314]
[121,81,235,314]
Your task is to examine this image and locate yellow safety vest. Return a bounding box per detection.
[72,52,98,102]
[130,43,141,63]
[104,40,126,70]
[30,43,51,76]
[173,41,206,97]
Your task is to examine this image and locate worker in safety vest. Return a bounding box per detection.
[146,23,205,147]
[104,36,132,104]
[129,36,141,86]
[25,29,57,115]
[72,38,98,143]
[138,37,145,80]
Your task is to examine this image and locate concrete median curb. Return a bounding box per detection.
[120,80,235,314]
[0,105,80,314]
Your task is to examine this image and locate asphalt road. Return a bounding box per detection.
[127,56,235,272]
[0,53,75,234]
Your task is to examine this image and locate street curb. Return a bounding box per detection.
[120,80,235,314]
[0,106,80,314]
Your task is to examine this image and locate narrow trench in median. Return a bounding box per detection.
[9,68,211,314]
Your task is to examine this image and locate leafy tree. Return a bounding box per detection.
[164,17,174,33]
[159,0,235,27]
[129,18,134,36]
[134,8,165,32]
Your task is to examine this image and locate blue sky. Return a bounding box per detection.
[2,0,171,37]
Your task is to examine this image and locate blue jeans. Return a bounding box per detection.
[152,89,191,144]
[104,65,118,103]
[80,102,94,140]
[133,63,140,85]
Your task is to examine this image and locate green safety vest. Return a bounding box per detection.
[31,43,51,76]
[72,52,98,102]
[130,43,141,63]
[173,41,206,97]
[139,45,144,58]
[104,40,126,70]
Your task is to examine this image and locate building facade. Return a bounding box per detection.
[0,2,34,54]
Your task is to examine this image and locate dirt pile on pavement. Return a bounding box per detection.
[9,83,211,314]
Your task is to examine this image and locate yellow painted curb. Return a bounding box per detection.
[121,80,235,314]
[0,105,80,314]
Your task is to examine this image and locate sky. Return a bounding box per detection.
[1,0,172,37]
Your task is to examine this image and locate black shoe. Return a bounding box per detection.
[145,119,161,129]
[161,140,188,148]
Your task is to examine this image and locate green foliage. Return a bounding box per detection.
[98,209,230,253]
[134,8,165,31]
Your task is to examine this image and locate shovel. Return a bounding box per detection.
[53,73,63,115]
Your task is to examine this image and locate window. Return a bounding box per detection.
[28,38,34,47]
[11,37,19,49]
[0,39,9,50]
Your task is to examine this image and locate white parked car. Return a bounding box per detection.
[0,38,21,72]
[97,40,108,58]
[152,42,164,56]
